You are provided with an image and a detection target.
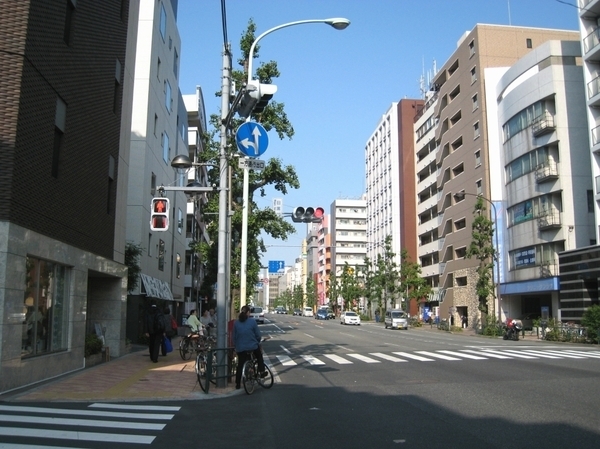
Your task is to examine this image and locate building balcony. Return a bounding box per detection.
[531,112,555,137]
[588,76,600,107]
[584,28,600,61]
[535,161,558,183]
[540,259,558,278]
[538,209,561,230]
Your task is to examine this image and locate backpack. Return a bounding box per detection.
[153,311,166,334]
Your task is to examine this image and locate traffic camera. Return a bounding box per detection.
[150,197,170,231]
[292,206,325,223]
[237,80,278,119]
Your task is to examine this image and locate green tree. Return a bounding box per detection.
[375,235,400,313]
[399,249,432,313]
[582,305,600,343]
[124,242,143,293]
[361,257,378,318]
[339,263,364,311]
[465,197,496,316]
[305,278,317,309]
[193,19,300,300]
[327,271,341,312]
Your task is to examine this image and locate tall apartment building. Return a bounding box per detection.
[330,197,367,275]
[316,216,330,307]
[433,25,580,327]
[124,0,189,341]
[366,99,422,314]
[494,39,594,323]
[0,0,132,391]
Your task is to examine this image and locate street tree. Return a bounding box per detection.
[327,271,341,312]
[193,19,301,301]
[465,197,496,317]
[375,235,400,313]
[305,277,318,309]
[361,256,378,318]
[339,263,364,311]
[399,249,432,314]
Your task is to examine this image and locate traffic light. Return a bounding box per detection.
[150,197,170,231]
[236,80,278,118]
[292,207,325,223]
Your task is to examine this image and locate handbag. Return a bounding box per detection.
[163,335,173,353]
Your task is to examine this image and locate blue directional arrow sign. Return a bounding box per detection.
[268,260,285,274]
[235,122,269,157]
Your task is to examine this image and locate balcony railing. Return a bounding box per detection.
[535,161,558,183]
[531,112,555,137]
[540,259,558,278]
[538,209,561,230]
[593,125,600,147]
[583,27,600,54]
[588,76,600,100]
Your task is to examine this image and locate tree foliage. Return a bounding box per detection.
[465,197,496,314]
[124,242,143,293]
[338,263,364,311]
[192,19,301,301]
[399,249,432,311]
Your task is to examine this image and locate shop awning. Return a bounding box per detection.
[140,274,175,301]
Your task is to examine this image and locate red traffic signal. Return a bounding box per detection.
[150,198,169,231]
[292,206,325,223]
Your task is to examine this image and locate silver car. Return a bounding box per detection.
[384,309,408,330]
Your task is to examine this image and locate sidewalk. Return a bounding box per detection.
[1,341,241,403]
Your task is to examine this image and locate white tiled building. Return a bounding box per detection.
[330,198,367,276]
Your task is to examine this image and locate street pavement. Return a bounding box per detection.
[0,323,486,403]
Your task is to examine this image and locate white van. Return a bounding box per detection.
[384,309,408,330]
[303,307,314,317]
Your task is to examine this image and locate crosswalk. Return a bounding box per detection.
[272,348,600,367]
[0,402,180,447]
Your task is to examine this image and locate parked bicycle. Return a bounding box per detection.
[241,337,273,395]
[179,328,214,360]
[196,348,238,393]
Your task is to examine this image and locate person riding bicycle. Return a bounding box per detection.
[187,309,202,334]
[233,305,266,390]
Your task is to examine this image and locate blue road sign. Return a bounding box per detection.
[236,122,269,157]
[268,260,285,274]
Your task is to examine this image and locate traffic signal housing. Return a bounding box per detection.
[150,197,170,231]
[292,206,325,223]
[237,80,278,118]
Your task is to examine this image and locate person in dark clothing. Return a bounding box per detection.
[144,303,163,363]
[233,305,265,389]
[161,306,175,356]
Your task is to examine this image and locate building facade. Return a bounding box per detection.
[0,0,132,391]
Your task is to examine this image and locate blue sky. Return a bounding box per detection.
[176,0,579,269]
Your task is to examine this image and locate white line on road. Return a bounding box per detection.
[370,353,408,362]
[0,427,155,444]
[304,333,315,339]
[336,345,351,351]
[392,352,434,361]
[462,350,512,359]
[324,354,353,364]
[0,405,173,420]
[276,355,296,366]
[88,403,180,411]
[493,350,537,359]
[280,345,291,354]
[438,350,487,360]
[416,351,461,361]
[0,414,165,430]
[301,355,325,365]
[347,354,381,363]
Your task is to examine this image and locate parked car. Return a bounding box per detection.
[303,307,314,317]
[275,306,287,314]
[315,309,329,320]
[293,308,302,316]
[340,311,361,325]
[326,309,335,320]
[519,313,538,330]
[384,309,408,330]
[250,306,264,324]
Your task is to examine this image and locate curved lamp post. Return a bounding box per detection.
[239,17,350,308]
[454,191,502,325]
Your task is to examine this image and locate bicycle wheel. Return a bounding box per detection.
[242,360,256,395]
[258,364,274,389]
[195,353,208,393]
[179,338,191,360]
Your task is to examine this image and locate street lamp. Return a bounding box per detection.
[454,191,502,324]
[239,17,351,308]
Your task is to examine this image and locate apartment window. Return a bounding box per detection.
[473,121,480,139]
[456,276,468,286]
[159,3,167,41]
[455,247,467,259]
[468,39,475,57]
[173,48,179,78]
[23,257,70,357]
[157,58,161,80]
[63,0,76,45]
[158,239,165,271]
[148,234,152,257]
[178,208,183,233]
[113,59,122,114]
[472,94,478,111]
[151,173,156,196]
[52,97,67,178]
[588,190,594,213]
[454,218,466,231]
[526,38,532,49]
[470,66,477,84]
[162,132,169,163]
[475,150,481,167]
[452,163,464,177]
[165,80,172,112]
[154,114,158,137]
[476,179,482,195]
[176,253,181,279]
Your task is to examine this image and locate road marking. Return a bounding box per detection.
[563,350,600,358]
[539,350,586,359]
[303,333,315,339]
[416,351,461,361]
[438,350,487,360]
[280,345,291,354]
[0,405,174,420]
[88,403,180,411]
[336,344,351,351]
[0,427,155,444]
[370,352,408,362]
[494,350,538,359]
[0,414,165,430]
[347,354,381,363]
[276,355,296,366]
[301,355,325,365]
[324,354,353,364]
[518,350,561,359]
[462,350,512,359]
[392,352,434,361]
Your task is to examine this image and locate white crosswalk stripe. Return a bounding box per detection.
[270,349,600,370]
[0,402,180,447]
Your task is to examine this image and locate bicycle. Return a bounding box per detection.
[179,329,214,360]
[241,338,274,395]
[196,348,238,393]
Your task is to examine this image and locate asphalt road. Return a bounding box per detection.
[3,314,600,448]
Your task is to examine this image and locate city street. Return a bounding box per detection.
[1,314,600,448]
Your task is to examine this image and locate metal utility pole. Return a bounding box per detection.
[215,43,231,388]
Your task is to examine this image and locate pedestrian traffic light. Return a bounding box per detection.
[292,206,325,223]
[236,80,278,119]
[150,197,169,231]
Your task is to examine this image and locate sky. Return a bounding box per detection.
[175,0,580,270]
